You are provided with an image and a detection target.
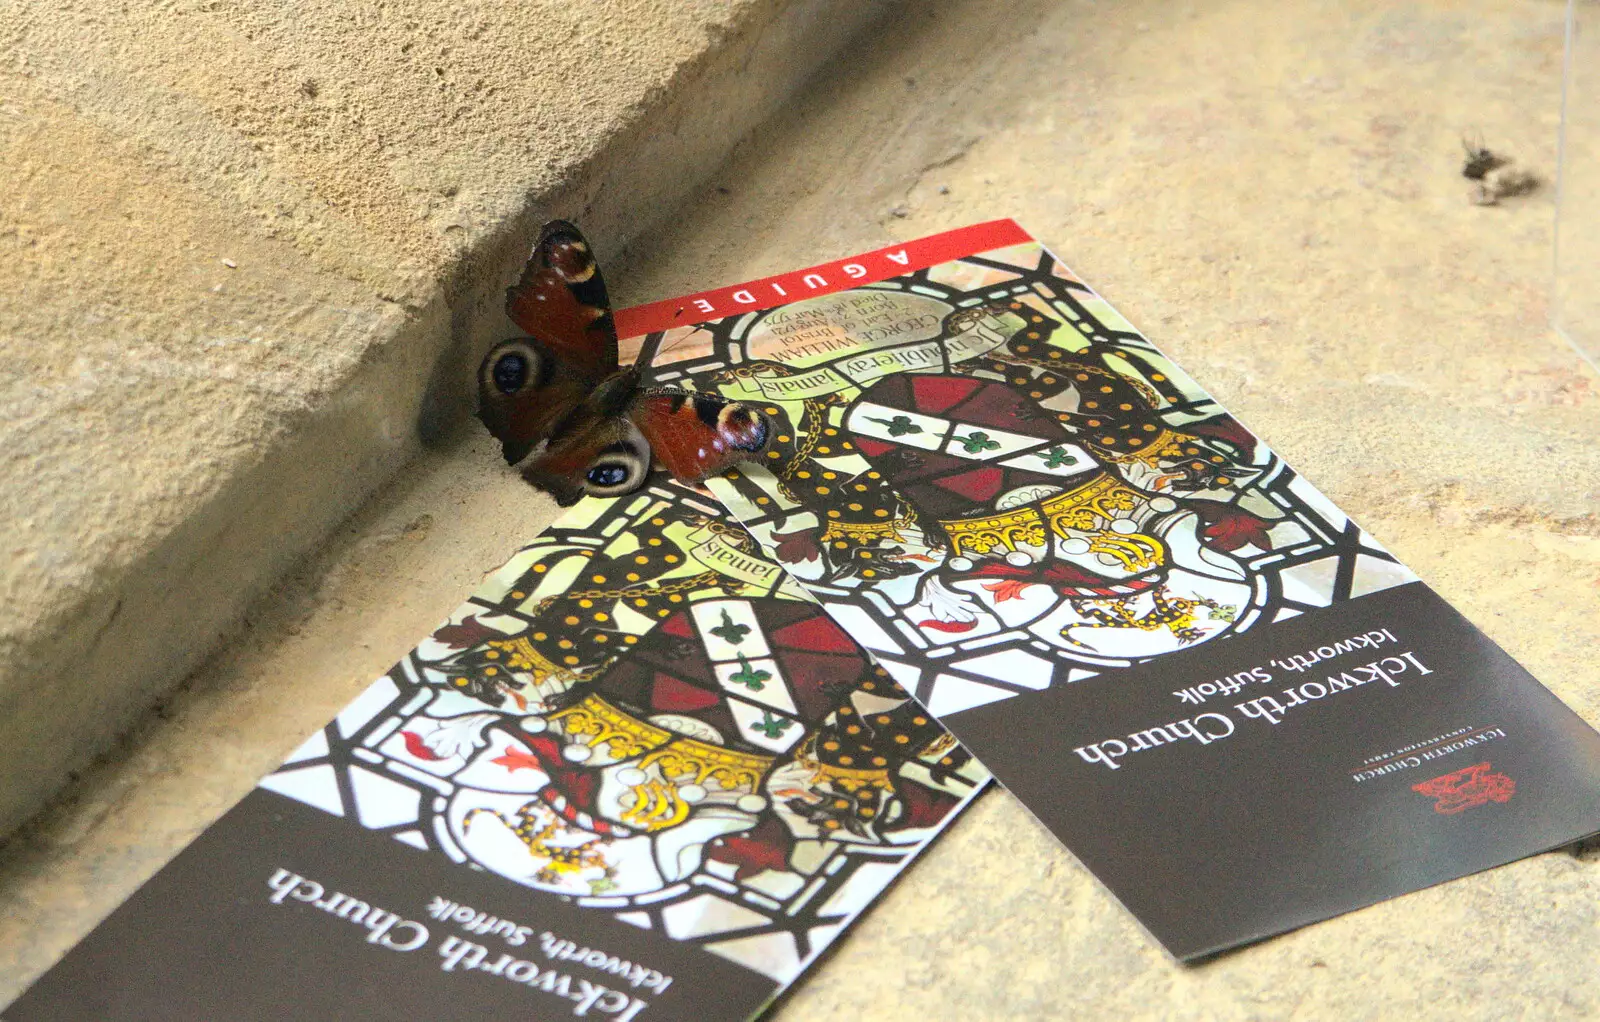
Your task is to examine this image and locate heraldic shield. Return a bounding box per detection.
[257,483,985,981]
[443,597,967,901]
[844,372,1258,661]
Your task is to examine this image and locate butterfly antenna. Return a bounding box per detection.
[632,331,666,369]
[634,326,707,368]
[659,327,705,358]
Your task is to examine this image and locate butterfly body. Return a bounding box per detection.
[477,221,771,505]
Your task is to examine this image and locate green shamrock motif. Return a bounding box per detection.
[710,607,751,646]
[957,431,1002,454]
[867,414,923,437]
[1041,446,1079,469]
[751,710,793,740]
[728,653,771,691]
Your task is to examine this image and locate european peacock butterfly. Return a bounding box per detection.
[477,221,771,505]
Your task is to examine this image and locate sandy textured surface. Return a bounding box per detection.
[4,0,1598,1017]
[0,0,889,836]
[1555,0,1600,365]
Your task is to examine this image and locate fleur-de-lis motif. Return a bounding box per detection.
[751,710,792,739]
[957,431,1002,453]
[867,414,923,437]
[710,607,751,646]
[728,653,771,691]
[1041,446,1079,469]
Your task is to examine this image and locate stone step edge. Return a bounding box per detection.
[0,0,893,841]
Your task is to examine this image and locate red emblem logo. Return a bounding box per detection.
[1412,761,1516,814]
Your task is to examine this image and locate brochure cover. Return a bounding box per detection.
[8,482,987,1020]
[612,219,1600,961]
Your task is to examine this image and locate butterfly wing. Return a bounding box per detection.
[504,219,617,379]
[520,413,653,507]
[513,385,771,507]
[476,338,586,466]
[630,389,772,484]
[515,371,654,506]
[478,220,617,466]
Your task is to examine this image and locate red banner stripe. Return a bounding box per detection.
[614,218,1032,338]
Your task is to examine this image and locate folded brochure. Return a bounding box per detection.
[612,218,1600,961]
[8,482,988,1020]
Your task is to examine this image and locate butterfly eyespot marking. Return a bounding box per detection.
[587,463,629,487]
[692,395,723,426]
[580,436,652,498]
[544,235,597,283]
[718,403,771,453]
[480,339,544,397]
[492,353,528,394]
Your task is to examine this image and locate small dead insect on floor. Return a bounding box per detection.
[1461,134,1539,206]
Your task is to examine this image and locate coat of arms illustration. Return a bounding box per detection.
[260,484,984,982]
[650,244,1415,716]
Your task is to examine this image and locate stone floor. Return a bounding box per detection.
[4,0,1598,1017]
